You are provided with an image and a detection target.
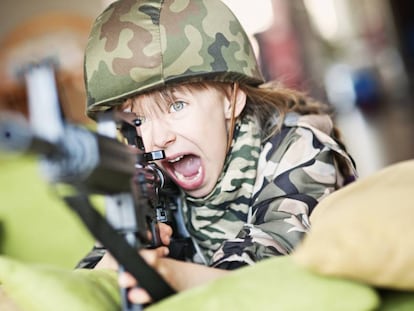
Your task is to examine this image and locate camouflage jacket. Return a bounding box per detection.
[184,112,357,269]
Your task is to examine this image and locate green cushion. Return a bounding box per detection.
[0,254,379,311]
[0,255,120,311]
[0,153,94,268]
[148,256,379,311]
[378,290,414,311]
[2,253,414,311]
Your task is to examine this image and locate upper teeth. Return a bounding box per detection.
[168,155,184,163]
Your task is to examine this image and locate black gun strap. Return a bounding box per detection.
[63,194,176,302]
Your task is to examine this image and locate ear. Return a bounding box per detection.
[224,86,247,120]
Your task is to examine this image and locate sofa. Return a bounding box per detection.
[1,153,413,310]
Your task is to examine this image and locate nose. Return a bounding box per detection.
[150,118,176,150]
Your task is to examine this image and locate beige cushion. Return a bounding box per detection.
[293,160,414,290]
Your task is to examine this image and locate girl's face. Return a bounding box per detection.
[128,83,245,198]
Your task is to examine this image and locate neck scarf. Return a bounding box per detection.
[183,114,262,262]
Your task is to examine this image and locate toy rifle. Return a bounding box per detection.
[0,60,178,310]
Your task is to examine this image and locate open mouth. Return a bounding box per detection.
[163,154,203,190]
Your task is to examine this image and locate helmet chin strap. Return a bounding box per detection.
[226,82,239,153]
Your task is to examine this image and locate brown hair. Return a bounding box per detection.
[240,82,354,179]
[241,82,331,135]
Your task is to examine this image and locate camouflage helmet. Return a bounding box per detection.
[84,0,264,117]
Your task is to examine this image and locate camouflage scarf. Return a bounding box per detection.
[183,114,261,263]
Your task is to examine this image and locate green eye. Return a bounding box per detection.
[169,101,186,113]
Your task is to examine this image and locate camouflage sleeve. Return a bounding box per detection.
[211,125,346,269]
[75,243,106,269]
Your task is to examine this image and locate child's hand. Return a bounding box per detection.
[119,246,170,304]
[95,222,174,303]
[95,222,173,270]
[158,222,173,246]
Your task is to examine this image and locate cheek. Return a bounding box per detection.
[199,123,228,165]
[137,124,153,150]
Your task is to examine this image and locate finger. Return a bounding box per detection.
[140,247,169,266]
[128,286,152,304]
[158,223,173,236]
[118,272,137,288]
[158,223,173,245]
[119,272,153,304]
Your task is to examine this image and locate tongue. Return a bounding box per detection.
[173,155,201,177]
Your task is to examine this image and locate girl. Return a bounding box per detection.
[79,0,357,304]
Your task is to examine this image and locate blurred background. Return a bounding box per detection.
[0,0,413,176]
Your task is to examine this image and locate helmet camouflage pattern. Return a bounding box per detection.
[84,0,264,117]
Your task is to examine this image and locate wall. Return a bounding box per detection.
[0,0,105,123]
[0,0,103,38]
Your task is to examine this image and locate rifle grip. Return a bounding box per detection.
[150,221,162,248]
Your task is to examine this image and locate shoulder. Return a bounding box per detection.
[262,112,352,162]
[253,113,356,197]
[260,113,332,163]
